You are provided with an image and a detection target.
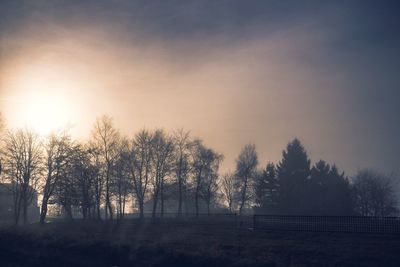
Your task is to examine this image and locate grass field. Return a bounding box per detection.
[1,220,399,266]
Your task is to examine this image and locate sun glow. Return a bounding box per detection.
[3,63,80,136]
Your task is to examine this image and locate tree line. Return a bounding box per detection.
[0,115,398,225]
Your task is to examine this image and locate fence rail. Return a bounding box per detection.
[253,215,400,233]
[42,213,400,234]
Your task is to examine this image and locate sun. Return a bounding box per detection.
[3,63,79,136]
[20,91,72,136]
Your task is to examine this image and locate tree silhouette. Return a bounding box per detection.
[91,115,120,220]
[276,138,310,214]
[234,144,258,215]
[1,113,399,221]
[173,129,192,216]
[351,169,398,216]
[254,162,279,214]
[221,172,235,213]
[191,140,223,216]
[40,132,74,224]
[308,160,353,215]
[3,130,43,224]
[113,138,132,220]
[150,129,174,217]
[128,129,153,218]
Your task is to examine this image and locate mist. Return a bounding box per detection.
[1,0,400,174]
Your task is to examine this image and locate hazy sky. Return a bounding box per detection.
[1,0,399,175]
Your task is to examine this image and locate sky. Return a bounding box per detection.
[0,0,399,176]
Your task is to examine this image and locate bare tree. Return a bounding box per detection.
[113,137,131,220]
[70,144,97,220]
[91,115,120,220]
[150,130,174,217]
[173,129,192,216]
[86,146,103,220]
[221,172,235,213]
[128,130,153,218]
[2,129,43,224]
[234,144,258,215]
[54,160,76,220]
[203,170,222,215]
[352,169,399,216]
[191,140,223,216]
[40,132,73,224]
[201,149,223,215]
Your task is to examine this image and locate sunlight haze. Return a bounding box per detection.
[1,0,399,175]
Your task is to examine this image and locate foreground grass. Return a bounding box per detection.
[1,221,399,266]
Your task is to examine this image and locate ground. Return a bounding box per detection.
[0,220,399,266]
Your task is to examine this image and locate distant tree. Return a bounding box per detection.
[351,169,398,216]
[113,138,132,220]
[308,160,353,215]
[87,146,103,220]
[70,144,97,220]
[276,138,310,214]
[91,115,120,220]
[221,173,235,213]
[40,132,73,224]
[128,130,153,218]
[2,129,43,224]
[150,130,174,217]
[254,162,279,214]
[200,149,223,215]
[191,140,222,216]
[53,157,79,220]
[234,144,258,215]
[172,129,192,216]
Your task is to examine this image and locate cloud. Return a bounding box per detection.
[1,0,399,175]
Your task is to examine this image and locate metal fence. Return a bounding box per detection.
[42,213,400,234]
[253,215,400,233]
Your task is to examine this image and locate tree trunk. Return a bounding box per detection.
[160,181,164,217]
[239,177,248,215]
[152,194,158,218]
[121,194,126,220]
[118,195,122,220]
[195,170,202,217]
[96,201,102,220]
[177,158,183,216]
[139,199,144,219]
[195,187,199,217]
[23,194,28,225]
[13,191,21,225]
[64,205,73,220]
[107,196,113,220]
[40,197,48,224]
[178,179,182,216]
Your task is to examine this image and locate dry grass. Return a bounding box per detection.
[1,221,399,266]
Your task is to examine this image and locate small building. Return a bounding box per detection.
[0,183,40,224]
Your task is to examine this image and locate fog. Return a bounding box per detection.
[1,0,399,175]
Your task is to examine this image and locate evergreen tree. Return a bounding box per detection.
[309,160,353,215]
[254,162,278,214]
[326,165,353,215]
[276,138,310,214]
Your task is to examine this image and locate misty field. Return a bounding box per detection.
[1,220,400,267]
